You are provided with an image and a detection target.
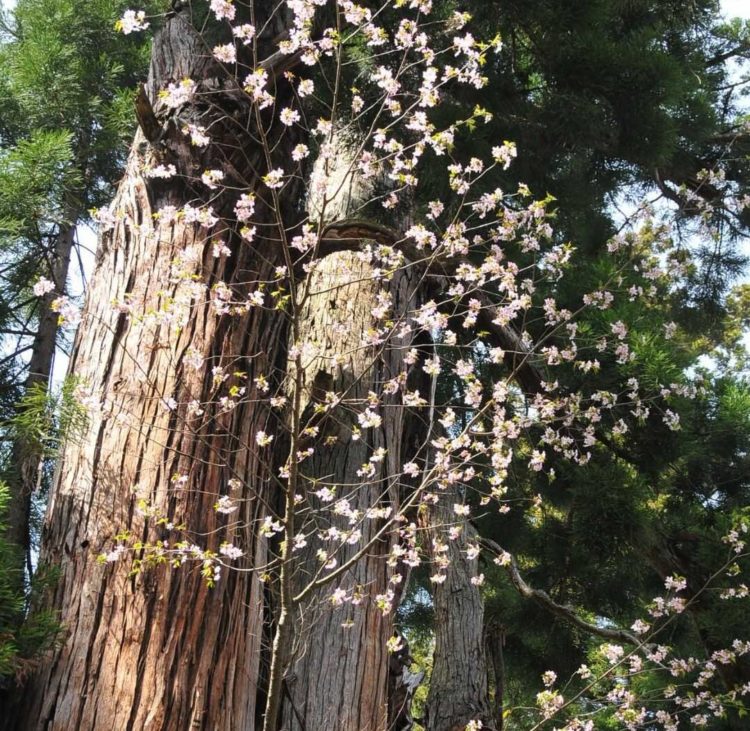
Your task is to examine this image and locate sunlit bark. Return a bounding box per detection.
[15,13,289,729]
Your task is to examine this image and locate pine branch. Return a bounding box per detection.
[0,345,33,368]
[705,43,750,67]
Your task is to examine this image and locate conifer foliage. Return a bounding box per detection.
[0,0,153,686]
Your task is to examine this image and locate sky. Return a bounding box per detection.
[722,0,750,19]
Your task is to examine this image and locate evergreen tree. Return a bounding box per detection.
[396,1,750,727]
[0,0,155,575]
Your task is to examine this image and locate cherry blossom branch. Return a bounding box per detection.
[478,536,643,646]
[319,218,545,393]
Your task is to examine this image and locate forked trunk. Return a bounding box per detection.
[14,8,424,730]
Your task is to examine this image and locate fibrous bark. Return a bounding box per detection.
[425,490,494,731]
[14,11,292,729]
[278,136,424,729]
[280,252,418,730]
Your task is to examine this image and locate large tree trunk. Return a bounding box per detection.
[275,135,425,728]
[280,251,420,730]
[14,12,292,729]
[425,490,494,731]
[13,7,426,730]
[15,159,278,726]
